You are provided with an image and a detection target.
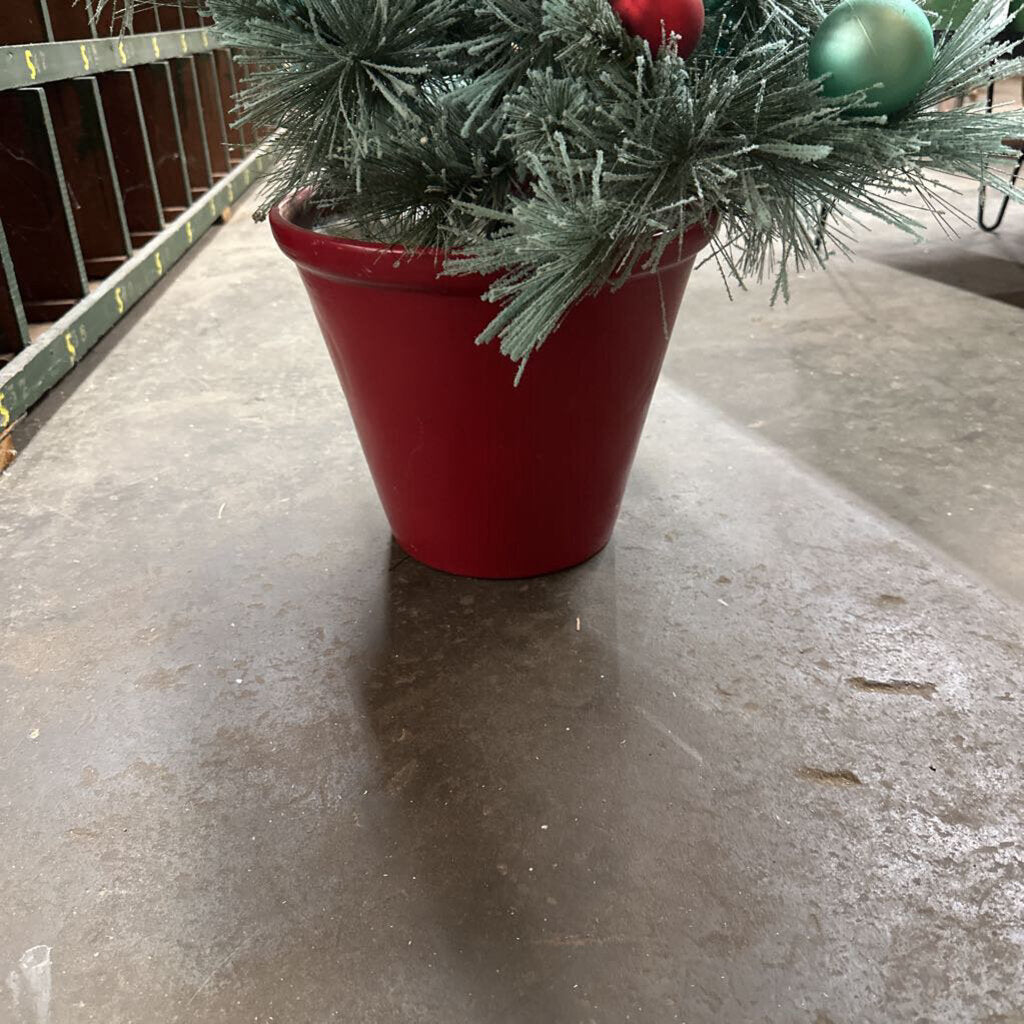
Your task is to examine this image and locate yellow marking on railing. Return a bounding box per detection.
[152,36,161,58]
[24,50,37,81]
[181,33,188,52]
[118,41,128,65]
[80,45,90,71]
[186,221,193,243]
[155,252,163,275]
[65,332,77,361]
[226,183,234,203]
[115,287,125,314]
[202,30,210,47]
[0,393,10,429]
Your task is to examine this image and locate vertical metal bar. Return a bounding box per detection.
[0,220,31,357]
[156,0,186,30]
[134,61,193,215]
[229,49,256,152]
[213,48,246,162]
[37,0,54,41]
[129,1,161,34]
[44,0,97,40]
[90,0,119,35]
[46,76,134,279]
[194,51,230,177]
[179,0,202,29]
[230,57,261,147]
[0,0,52,45]
[97,68,166,247]
[169,55,214,198]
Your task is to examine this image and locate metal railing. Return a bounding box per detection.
[0,0,270,445]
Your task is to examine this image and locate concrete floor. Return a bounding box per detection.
[1,182,1023,1024]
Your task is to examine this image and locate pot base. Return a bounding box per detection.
[393,534,611,580]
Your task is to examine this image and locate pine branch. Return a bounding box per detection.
[104,0,1024,377]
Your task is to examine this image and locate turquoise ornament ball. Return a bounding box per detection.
[808,0,935,116]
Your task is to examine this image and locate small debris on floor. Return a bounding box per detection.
[797,766,863,786]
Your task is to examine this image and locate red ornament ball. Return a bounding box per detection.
[611,0,705,56]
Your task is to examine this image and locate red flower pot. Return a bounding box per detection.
[270,196,711,578]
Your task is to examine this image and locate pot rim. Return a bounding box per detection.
[269,188,715,293]
[270,189,493,293]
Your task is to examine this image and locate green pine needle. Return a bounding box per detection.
[106,0,1024,374]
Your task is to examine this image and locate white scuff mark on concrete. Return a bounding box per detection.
[6,945,52,1024]
[636,707,704,767]
[183,938,247,1010]
[5,970,19,1012]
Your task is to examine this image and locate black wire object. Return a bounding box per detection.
[978,25,1024,231]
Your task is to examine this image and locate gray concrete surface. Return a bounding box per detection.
[1,185,1023,1024]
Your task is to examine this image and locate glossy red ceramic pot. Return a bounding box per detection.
[270,195,711,578]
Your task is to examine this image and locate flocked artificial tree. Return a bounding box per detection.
[105,0,1024,375]
[98,0,1024,576]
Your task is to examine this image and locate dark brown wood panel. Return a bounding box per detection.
[97,69,165,246]
[0,221,30,359]
[127,0,160,34]
[134,62,192,215]
[45,0,96,40]
[168,56,213,198]
[0,0,52,45]
[179,0,201,29]
[231,59,262,145]
[90,0,123,36]
[213,49,246,162]
[45,77,133,279]
[92,0,165,34]
[194,52,230,176]
[156,0,185,29]
[0,88,88,322]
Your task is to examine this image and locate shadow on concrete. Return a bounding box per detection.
[349,540,632,1021]
[862,245,1024,308]
[660,240,1024,600]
